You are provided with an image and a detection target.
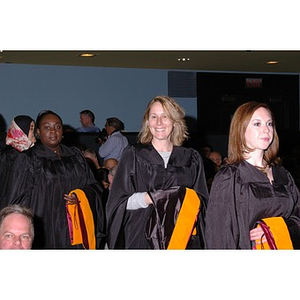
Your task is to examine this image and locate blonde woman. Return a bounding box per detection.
[106,96,208,249]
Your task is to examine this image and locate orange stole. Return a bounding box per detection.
[66,189,96,249]
[167,188,201,250]
[255,217,293,250]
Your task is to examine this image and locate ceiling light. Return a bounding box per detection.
[266,60,280,65]
[79,53,96,58]
[177,58,190,62]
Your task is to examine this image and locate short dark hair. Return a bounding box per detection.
[0,205,34,238]
[36,110,63,129]
[80,110,95,123]
[106,117,124,131]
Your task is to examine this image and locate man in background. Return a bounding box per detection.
[98,117,128,162]
[76,110,100,133]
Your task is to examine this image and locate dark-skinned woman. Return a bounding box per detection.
[6,110,105,249]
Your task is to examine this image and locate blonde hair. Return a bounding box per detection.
[138,96,188,146]
[227,101,280,166]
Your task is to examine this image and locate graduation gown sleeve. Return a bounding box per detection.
[0,147,21,209]
[204,165,242,249]
[282,170,300,248]
[106,145,141,248]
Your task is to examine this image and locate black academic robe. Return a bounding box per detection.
[0,132,6,151]
[205,160,300,249]
[6,143,105,249]
[0,145,21,209]
[106,143,209,249]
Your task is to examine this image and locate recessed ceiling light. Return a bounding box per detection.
[177,57,190,62]
[79,53,96,58]
[266,60,280,65]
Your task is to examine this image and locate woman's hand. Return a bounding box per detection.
[64,193,78,205]
[145,193,153,205]
[249,227,266,244]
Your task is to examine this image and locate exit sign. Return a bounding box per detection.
[245,78,262,88]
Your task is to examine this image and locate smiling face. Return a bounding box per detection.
[0,214,33,249]
[37,113,63,149]
[244,107,274,152]
[148,101,174,144]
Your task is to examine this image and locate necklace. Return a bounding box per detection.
[53,148,60,155]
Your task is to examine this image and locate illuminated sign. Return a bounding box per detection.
[245,78,262,88]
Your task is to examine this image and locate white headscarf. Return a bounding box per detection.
[5,119,34,152]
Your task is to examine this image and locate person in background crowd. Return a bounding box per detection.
[200,144,213,158]
[0,115,36,209]
[83,148,102,181]
[0,204,34,250]
[6,110,105,249]
[98,117,128,162]
[197,143,215,192]
[76,110,100,133]
[208,151,223,171]
[98,167,110,207]
[205,101,300,249]
[104,158,118,170]
[108,164,118,189]
[98,168,110,190]
[106,96,208,249]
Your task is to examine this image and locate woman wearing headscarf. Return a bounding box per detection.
[0,115,36,209]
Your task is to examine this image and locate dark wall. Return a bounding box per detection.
[197,72,300,157]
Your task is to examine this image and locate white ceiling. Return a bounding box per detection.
[1,50,300,74]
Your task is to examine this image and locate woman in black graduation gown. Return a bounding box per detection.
[106,96,209,249]
[205,101,300,249]
[0,115,36,209]
[6,110,105,249]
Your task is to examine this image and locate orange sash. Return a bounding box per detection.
[255,217,293,250]
[167,188,200,250]
[66,189,96,249]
